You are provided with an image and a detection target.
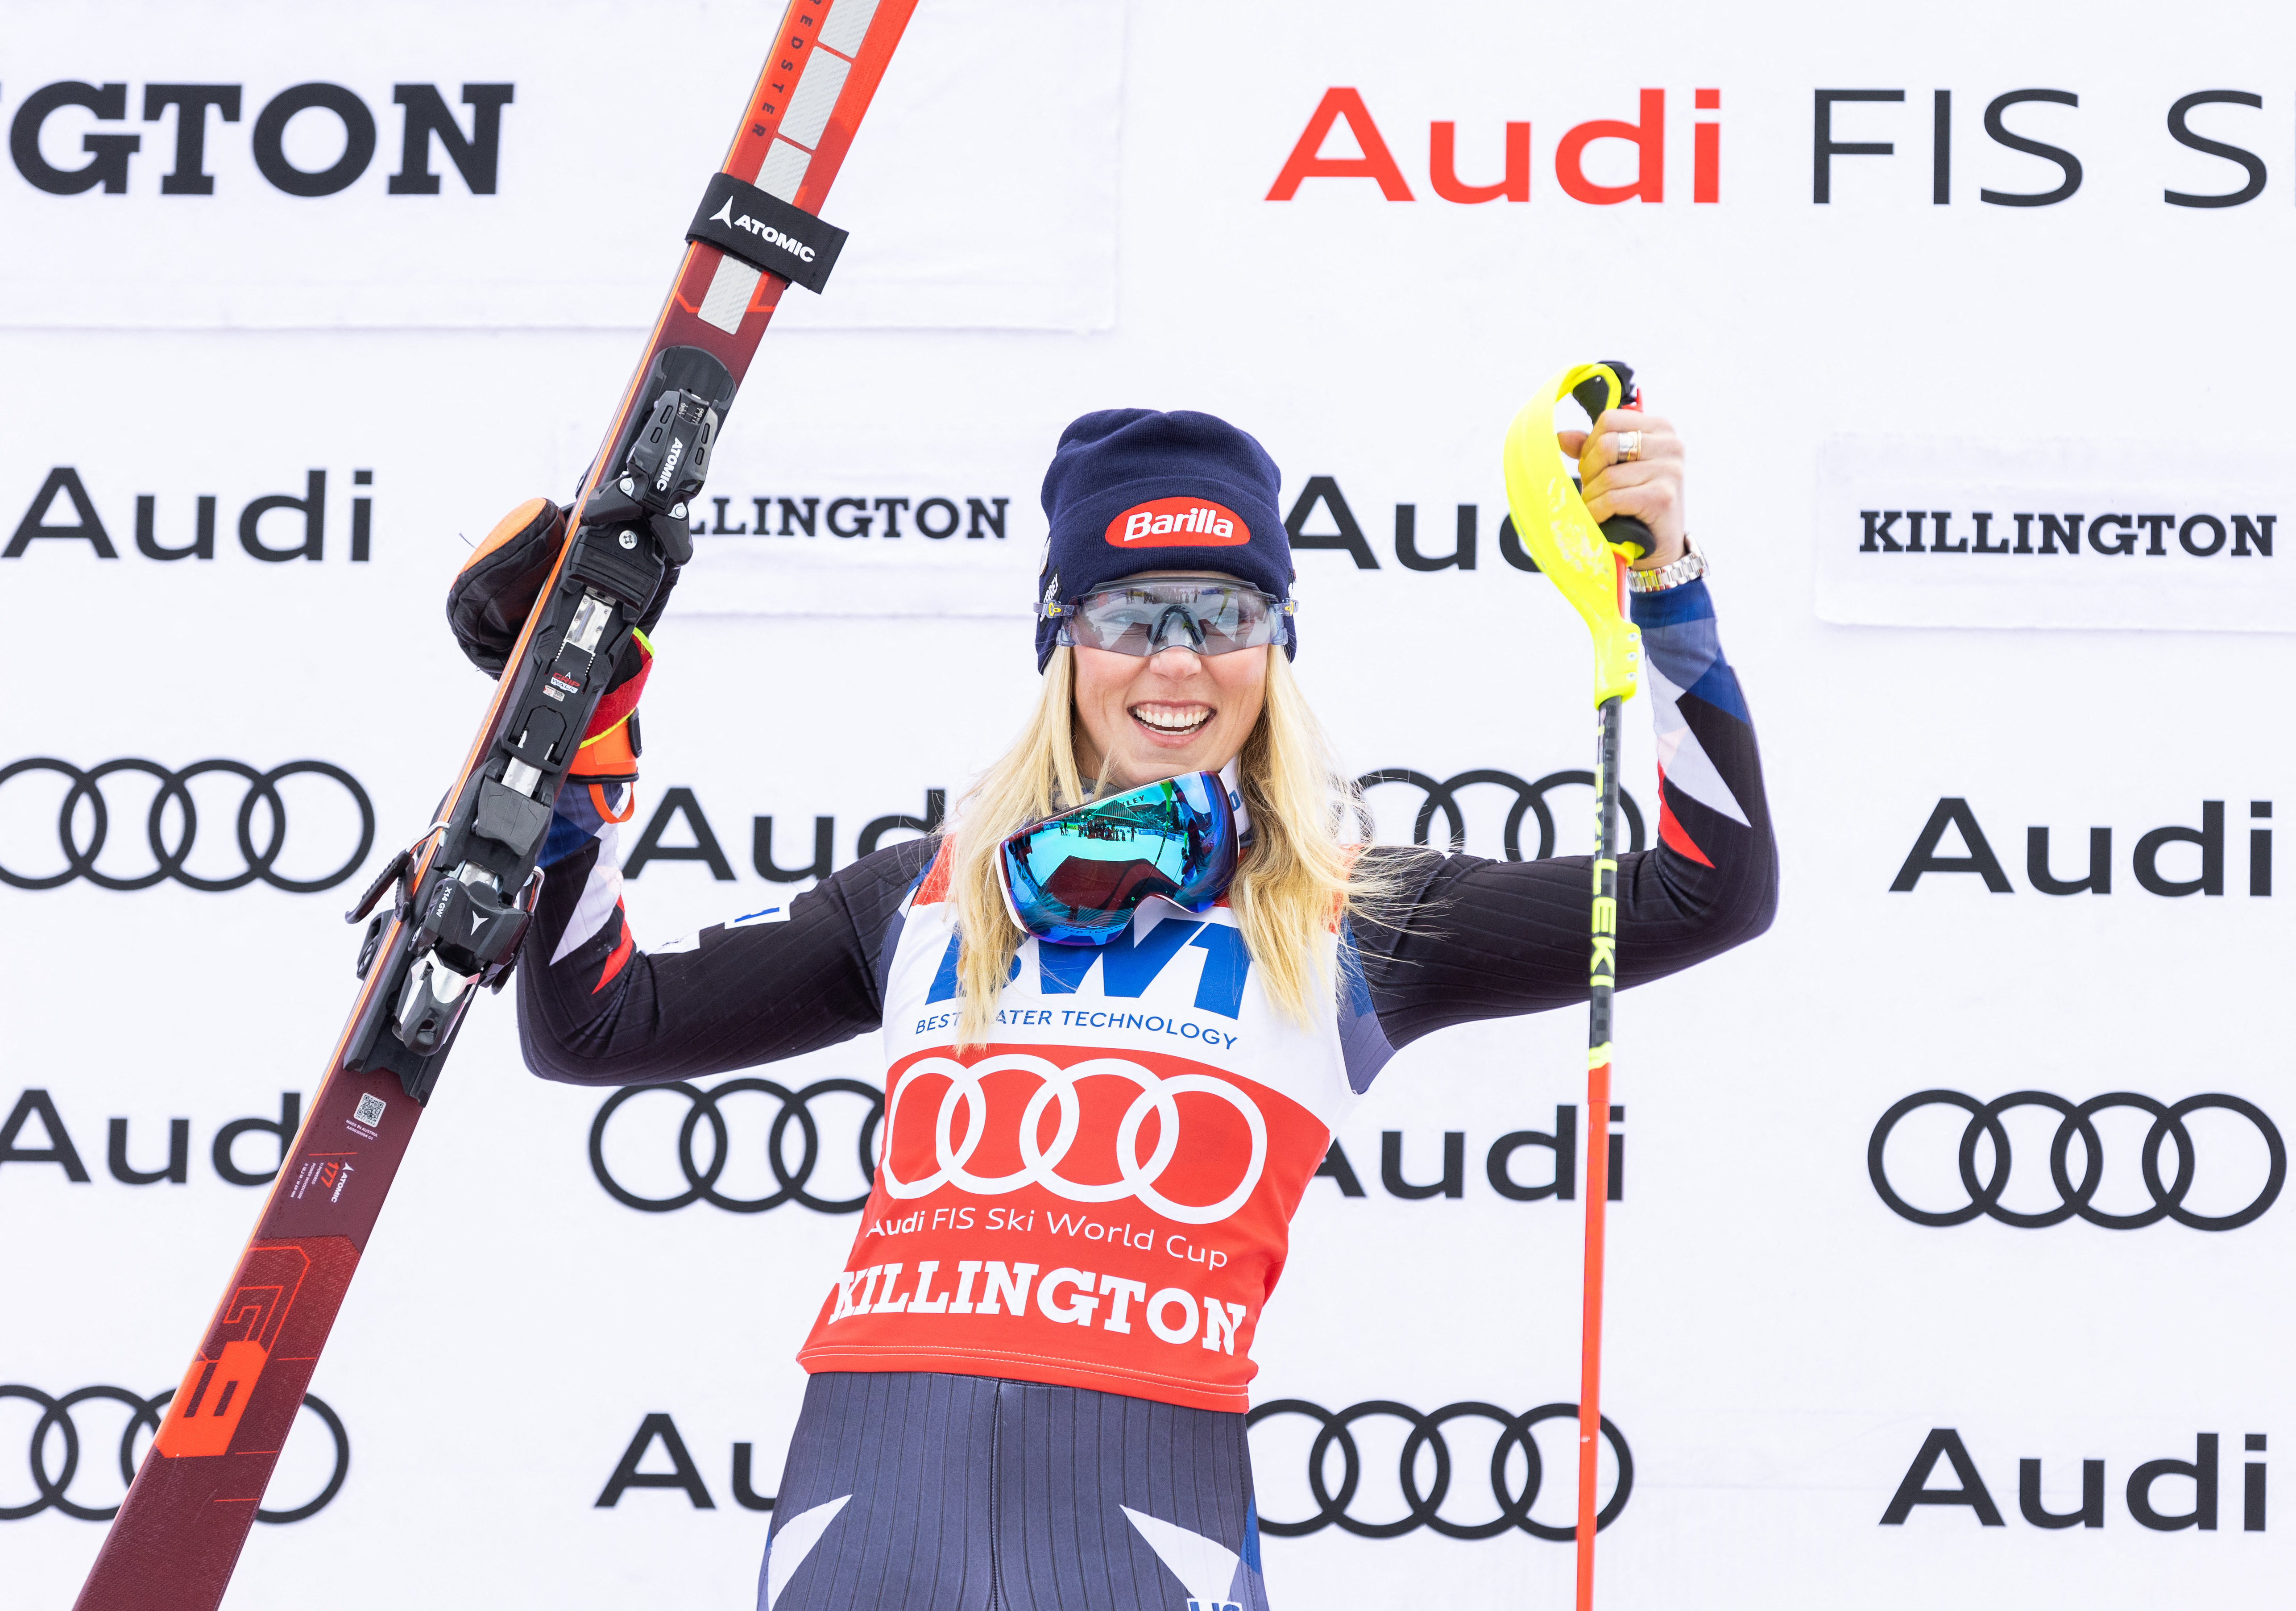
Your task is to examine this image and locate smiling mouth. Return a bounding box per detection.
[1131,703,1212,737]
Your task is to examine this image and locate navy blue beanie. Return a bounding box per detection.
[1034,408,1296,672]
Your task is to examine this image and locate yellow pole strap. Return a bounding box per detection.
[1500,362,1645,707]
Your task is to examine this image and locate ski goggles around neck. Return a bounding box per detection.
[1054,575,1293,658]
[998,766,1249,945]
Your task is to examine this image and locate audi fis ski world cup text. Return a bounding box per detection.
[1264,84,2291,211]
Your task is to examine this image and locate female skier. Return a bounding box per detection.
[449,406,1774,1610]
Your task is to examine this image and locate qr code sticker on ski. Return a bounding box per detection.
[353,1093,387,1128]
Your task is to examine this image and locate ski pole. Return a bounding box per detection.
[1500,361,1649,1610]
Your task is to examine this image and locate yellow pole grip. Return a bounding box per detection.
[1500,362,1644,707]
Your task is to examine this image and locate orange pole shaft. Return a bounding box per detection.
[1574,683,1625,1610]
[1575,1057,1612,1609]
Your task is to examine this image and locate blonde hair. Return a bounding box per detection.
[947,646,1386,1049]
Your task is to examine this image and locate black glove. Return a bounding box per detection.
[444,497,671,806]
[445,497,679,682]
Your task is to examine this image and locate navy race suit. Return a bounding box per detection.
[518,579,1774,1611]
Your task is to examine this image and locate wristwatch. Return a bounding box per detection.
[1626,531,1706,592]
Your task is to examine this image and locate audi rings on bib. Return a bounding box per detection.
[1354,769,1645,862]
[879,1054,1268,1226]
[1247,1400,1633,1541]
[1869,1090,2286,1231]
[589,1077,884,1214]
[0,758,376,893]
[0,1385,347,1523]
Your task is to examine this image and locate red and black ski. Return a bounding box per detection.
[76,4,918,1603]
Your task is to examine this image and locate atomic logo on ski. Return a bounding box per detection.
[709,195,820,263]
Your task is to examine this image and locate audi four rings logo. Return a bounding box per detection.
[1354,768,1647,860]
[1869,1090,2287,1230]
[1245,1400,1633,1540]
[590,1078,883,1214]
[0,758,375,893]
[0,1385,347,1523]
[880,1055,1268,1225]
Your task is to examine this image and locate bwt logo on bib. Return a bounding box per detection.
[1107,497,1249,548]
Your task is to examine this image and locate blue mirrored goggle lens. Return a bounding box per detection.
[1061,582,1286,657]
[999,772,1237,945]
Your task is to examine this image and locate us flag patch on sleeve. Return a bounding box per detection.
[655,904,789,955]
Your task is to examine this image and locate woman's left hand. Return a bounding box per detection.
[1555,410,1687,569]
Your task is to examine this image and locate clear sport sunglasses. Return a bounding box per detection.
[1053,576,1293,658]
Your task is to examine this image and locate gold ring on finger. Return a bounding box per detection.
[1616,430,1642,463]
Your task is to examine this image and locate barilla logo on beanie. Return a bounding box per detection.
[1106,496,1250,548]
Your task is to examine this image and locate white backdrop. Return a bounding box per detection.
[4,2,2293,1607]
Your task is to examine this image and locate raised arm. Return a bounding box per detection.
[440,496,934,1087]
[1358,574,1775,1050]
